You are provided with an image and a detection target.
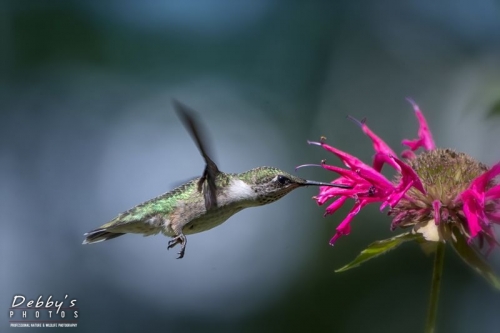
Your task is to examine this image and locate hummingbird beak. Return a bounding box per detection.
[301,180,352,189]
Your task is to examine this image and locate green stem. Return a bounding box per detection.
[425,242,445,333]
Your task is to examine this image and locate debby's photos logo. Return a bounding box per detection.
[9,294,79,328]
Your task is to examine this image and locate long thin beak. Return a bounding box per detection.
[302,180,352,189]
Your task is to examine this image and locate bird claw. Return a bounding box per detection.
[167,238,180,249]
[167,234,187,259]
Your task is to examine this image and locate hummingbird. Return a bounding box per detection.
[83,100,350,258]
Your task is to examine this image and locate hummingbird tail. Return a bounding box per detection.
[82,228,125,244]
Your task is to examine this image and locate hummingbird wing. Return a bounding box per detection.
[172,99,220,210]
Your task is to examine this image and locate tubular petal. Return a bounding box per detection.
[486,184,500,200]
[348,115,400,172]
[463,199,483,239]
[468,163,500,193]
[325,196,349,216]
[317,143,395,189]
[402,98,436,151]
[456,163,500,241]
[433,200,442,225]
[391,155,426,194]
[401,150,417,159]
[321,164,366,182]
[373,153,400,173]
[386,180,414,208]
[329,203,364,245]
[374,153,426,194]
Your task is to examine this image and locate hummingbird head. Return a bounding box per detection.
[238,166,350,206]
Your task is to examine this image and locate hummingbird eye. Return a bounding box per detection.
[277,175,291,185]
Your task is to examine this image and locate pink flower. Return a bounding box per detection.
[303,100,500,253]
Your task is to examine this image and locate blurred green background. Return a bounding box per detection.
[2,1,500,332]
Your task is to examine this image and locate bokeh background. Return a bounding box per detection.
[2,1,500,332]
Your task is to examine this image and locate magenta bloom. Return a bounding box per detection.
[307,99,500,253]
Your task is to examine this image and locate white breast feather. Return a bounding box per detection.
[226,179,255,201]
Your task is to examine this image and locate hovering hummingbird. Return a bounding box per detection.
[83,100,350,258]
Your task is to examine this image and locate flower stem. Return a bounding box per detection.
[425,241,445,333]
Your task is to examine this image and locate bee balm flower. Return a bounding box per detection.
[303,99,500,255]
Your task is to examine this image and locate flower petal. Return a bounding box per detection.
[433,200,442,225]
[401,150,417,159]
[385,180,414,209]
[391,155,426,194]
[401,98,436,151]
[469,162,500,194]
[312,141,395,189]
[329,202,364,245]
[348,116,400,172]
[486,184,500,200]
[461,190,485,239]
[457,162,500,240]
[320,163,365,183]
[374,153,426,195]
[325,196,349,216]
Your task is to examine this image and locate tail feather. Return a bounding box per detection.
[83,229,125,244]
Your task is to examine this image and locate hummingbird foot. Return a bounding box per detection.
[167,234,187,259]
